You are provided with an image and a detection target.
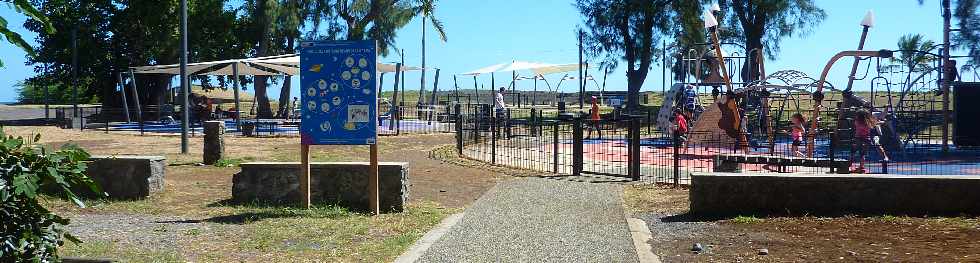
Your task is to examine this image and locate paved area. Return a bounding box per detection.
[417,177,639,262]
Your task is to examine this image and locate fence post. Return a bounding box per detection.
[647,109,653,134]
[630,117,641,181]
[829,131,836,173]
[505,109,512,139]
[553,121,559,174]
[673,131,680,187]
[573,116,583,176]
[530,108,537,137]
[491,108,497,165]
[455,104,463,155]
[473,105,481,143]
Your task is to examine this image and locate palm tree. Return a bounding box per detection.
[0,0,53,67]
[895,34,937,73]
[416,0,447,105]
[894,34,938,94]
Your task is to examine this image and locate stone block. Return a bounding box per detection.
[690,172,980,216]
[232,162,409,212]
[85,156,166,199]
[203,121,225,165]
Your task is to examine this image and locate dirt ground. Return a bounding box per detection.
[3,126,502,210]
[625,184,980,262]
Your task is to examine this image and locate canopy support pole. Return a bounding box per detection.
[533,76,538,107]
[118,72,131,123]
[233,63,242,130]
[453,75,460,105]
[428,69,440,124]
[390,63,402,131]
[128,69,143,130]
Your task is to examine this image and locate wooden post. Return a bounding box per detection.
[300,143,311,209]
[369,144,380,215]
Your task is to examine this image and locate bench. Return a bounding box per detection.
[713,153,850,174]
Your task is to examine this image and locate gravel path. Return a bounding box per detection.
[417,177,639,262]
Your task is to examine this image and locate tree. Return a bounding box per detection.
[576,0,673,110]
[326,0,416,56]
[0,0,52,68]
[714,0,826,82]
[416,0,447,104]
[895,34,937,73]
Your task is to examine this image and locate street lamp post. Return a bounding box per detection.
[179,0,189,154]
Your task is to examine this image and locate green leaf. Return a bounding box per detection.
[12,174,38,198]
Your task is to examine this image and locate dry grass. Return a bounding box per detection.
[1,126,463,262]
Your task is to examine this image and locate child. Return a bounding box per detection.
[586,96,602,139]
[851,109,875,173]
[673,108,689,154]
[789,113,806,157]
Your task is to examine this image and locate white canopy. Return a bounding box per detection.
[131,54,421,76]
[460,61,592,76]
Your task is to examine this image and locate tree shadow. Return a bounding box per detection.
[155,199,357,225]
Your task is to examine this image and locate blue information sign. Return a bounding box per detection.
[299,40,378,145]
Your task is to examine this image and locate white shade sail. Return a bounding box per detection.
[460,63,509,76]
[530,63,592,76]
[461,61,591,76]
[131,54,419,76]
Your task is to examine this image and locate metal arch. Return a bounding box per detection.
[735,70,842,95]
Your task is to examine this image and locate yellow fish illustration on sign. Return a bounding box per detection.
[309,64,323,72]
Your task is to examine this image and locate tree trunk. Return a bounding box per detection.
[253,2,273,119]
[742,32,764,82]
[276,38,295,118]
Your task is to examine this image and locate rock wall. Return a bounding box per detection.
[690,172,980,216]
[233,162,409,212]
[85,156,166,199]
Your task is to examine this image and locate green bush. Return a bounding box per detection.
[0,129,101,262]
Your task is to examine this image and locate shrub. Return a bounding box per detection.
[0,129,101,262]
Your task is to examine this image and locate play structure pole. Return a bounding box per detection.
[808,50,894,156]
[942,0,952,153]
[232,63,242,129]
[845,13,873,92]
[179,0,189,154]
[117,72,131,123]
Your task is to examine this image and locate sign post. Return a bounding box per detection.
[300,40,379,214]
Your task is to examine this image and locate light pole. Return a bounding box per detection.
[179,0,189,154]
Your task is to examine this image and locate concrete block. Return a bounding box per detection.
[690,172,980,216]
[85,156,166,199]
[232,162,409,212]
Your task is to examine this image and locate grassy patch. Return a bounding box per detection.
[622,183,690,215]
[60,239,184,263]
[731,215,764,224]
[201,202,454,262]
[213,157,255,167]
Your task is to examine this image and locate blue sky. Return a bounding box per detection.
[0,0,953,102]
